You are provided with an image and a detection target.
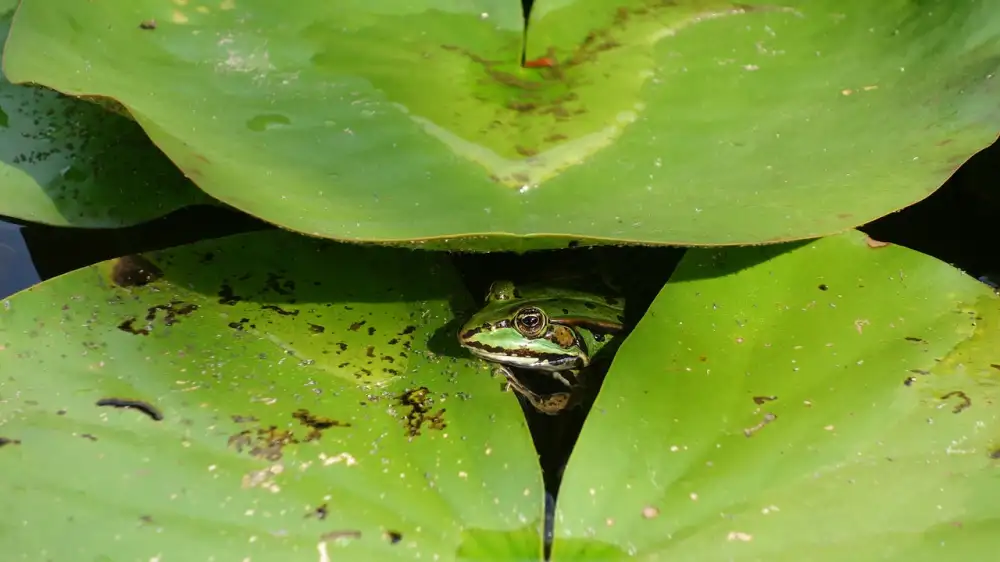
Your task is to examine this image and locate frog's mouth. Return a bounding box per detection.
[463,343,585,371]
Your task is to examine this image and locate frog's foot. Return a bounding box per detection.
[493,365,572,415]
[530,392,572,415]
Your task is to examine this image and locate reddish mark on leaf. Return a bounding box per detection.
[524,57,556,68]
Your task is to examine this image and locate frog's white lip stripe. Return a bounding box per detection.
[465,346,582,371]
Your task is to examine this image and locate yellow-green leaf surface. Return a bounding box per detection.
[555,231,1000,560]
[0,8,210,227]
[0,231,542,561]
[4,1,997,249]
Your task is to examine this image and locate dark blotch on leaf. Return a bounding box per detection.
[990,449,1000,459]
[146,301,199,326]
[752,395,777,404]
[384,530,403,544]
[80,433,98,441]
[307,503,329,520]
[95,398,163,421]
[904,376,916,386]
[111,255,163,287]
[818,284,828,291]
[397,387,446,437]
[139,19,156,30]
[293,409,351,442]
[367,326,376,336]
[0,437,22,447]
[264,273,295,295]
[941,390,972,414]
[399,326,417,336]
[218,284,242,305]
[309,324,325,333]
[991,364,1000,371]
[905,336,927,343]
[349,320,366,331]
[261,304,299,316]
[117,317,150,336]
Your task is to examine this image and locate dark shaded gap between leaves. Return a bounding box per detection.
[520,0,536,66]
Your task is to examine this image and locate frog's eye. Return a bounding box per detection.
[514,307,548,338]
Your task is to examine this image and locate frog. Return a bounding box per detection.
[457,280,626,414]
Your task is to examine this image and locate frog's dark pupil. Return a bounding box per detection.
[516,308,545,335]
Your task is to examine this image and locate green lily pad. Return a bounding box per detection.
[0,8,210,228]
[0,230,543,560]
[554,231,1000,560]
[4,1,997,249]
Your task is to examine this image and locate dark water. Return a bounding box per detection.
[0,220,38,298]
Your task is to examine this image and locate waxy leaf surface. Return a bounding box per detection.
[4,0,998,249]
[554,231,1000,560]
[0,230,542,561]
[0,7,209,228]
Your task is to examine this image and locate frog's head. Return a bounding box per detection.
[457,281,589,372]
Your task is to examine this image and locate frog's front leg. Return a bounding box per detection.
[550,370,575,388]
[491,364,570,415]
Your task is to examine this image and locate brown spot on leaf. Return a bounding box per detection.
[321,530,362,541]
[307,503,329,520]
[139,19,157,30]
[111,255,162,287]
[95,398,163,421]
[397,387,446,437]
[218,284,242,305]
[145,301,199,326]
[0,437,22,447]
[349,320,366,331]
[292,408,351,440]
[264,273,295,296]
[261,304,299,316]
[117,317,150,336]
[941,390,971,414]
[228,426,295,461]
[384,530,403,544]
[752,395,777,405]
